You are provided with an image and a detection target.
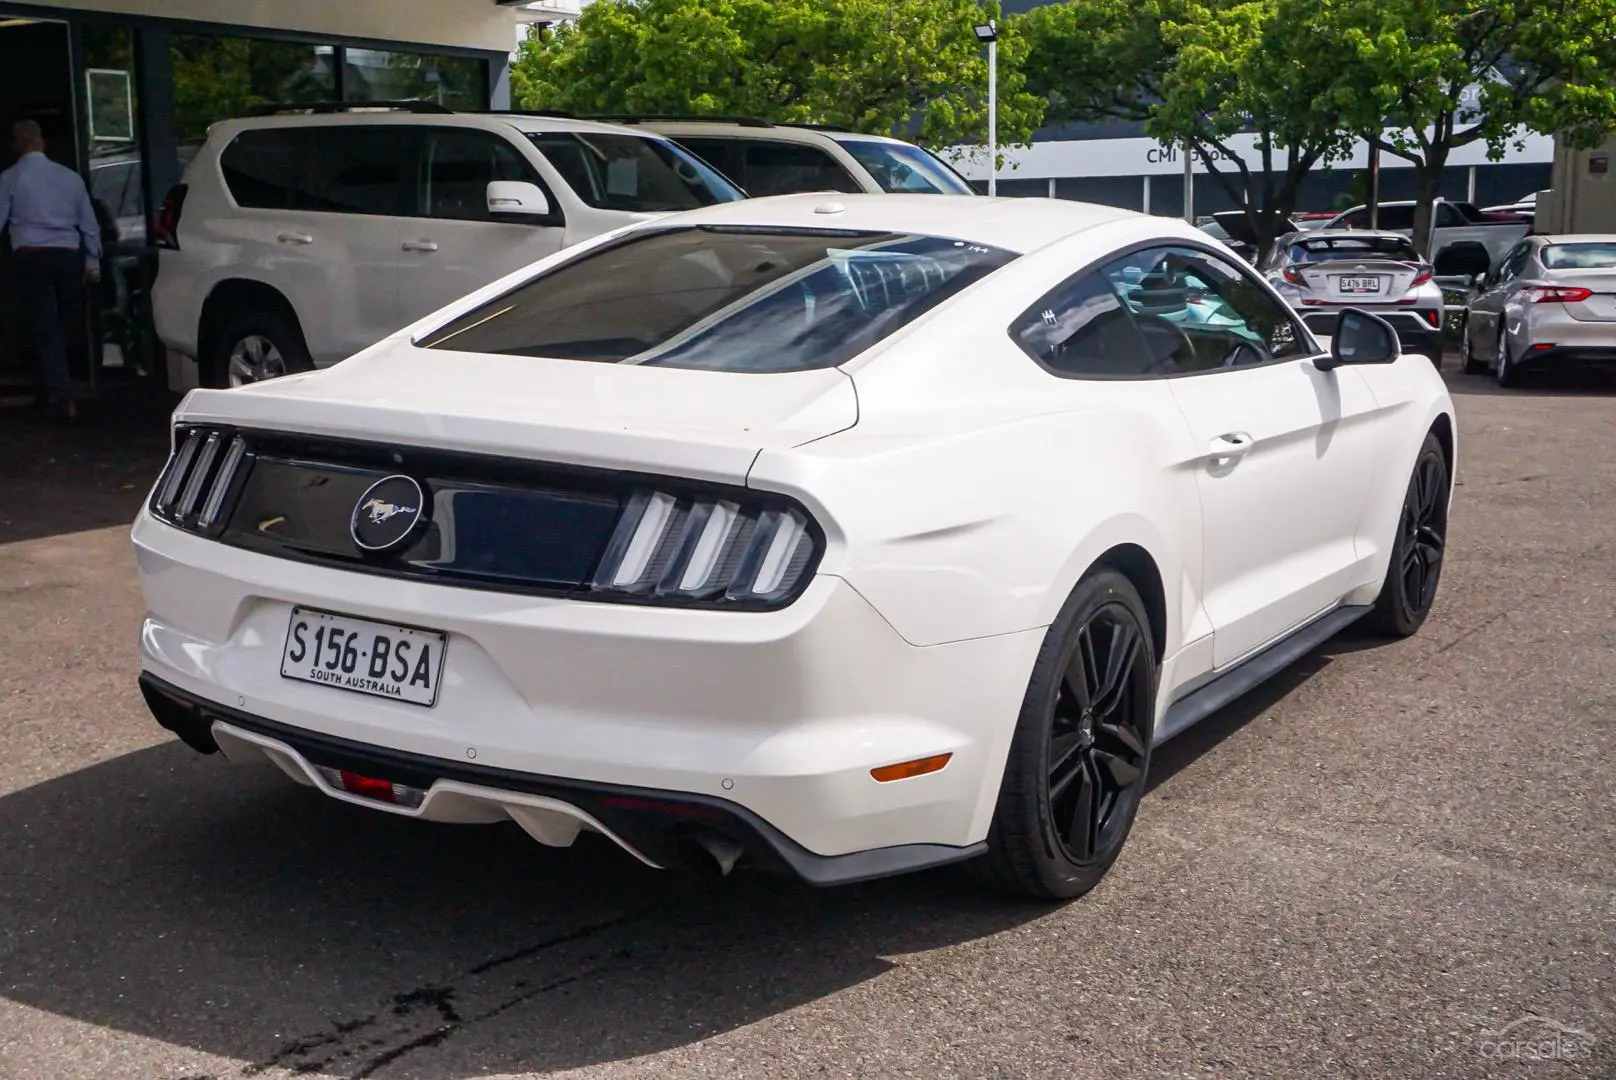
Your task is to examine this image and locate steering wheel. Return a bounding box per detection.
[1132,313,1198,374]
[1219,341,1266,368]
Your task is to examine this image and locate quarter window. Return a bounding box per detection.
[741,141,863,197]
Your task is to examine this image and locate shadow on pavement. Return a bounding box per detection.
[0,739,1048,1079]
[1,388,176,545]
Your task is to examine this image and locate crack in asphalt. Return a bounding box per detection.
[229,907,660,1080]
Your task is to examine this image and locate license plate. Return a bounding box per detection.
[1339,276,1382,293]
[280,607,447,707]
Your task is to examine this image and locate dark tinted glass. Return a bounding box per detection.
[527,132,743,211]
[220,129,303,208]
[741,141,862,196]
[1011,266,1154,376]
[1288,236,1420,262]
[418,225,1016,372]
[304,127,419,215]
[669,137,744,189]
[1104,246,1305,372]
[424,130,536,220]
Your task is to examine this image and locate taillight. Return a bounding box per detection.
[153,183,188,250]
[1408,264,1433,287]
[150,425,251,534]
[1282,266,1308,286]
[591,487,821,608]
[1520,285,1593,304]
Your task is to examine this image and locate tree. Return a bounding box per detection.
[1018,0,1353,261]
[511,0,1044,152]
[1299,0,1616,255]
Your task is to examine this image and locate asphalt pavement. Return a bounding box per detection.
[1,371,1612,1080]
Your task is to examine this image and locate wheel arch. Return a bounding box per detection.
[198,278,309,366]
[1090,543,1168,665]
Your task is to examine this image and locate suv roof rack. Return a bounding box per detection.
[584,113,777,128]
[241,100,454,117]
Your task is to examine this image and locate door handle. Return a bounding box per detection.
[1209,432,1253,460]
[276,231,313,245]
[401,239,439,253]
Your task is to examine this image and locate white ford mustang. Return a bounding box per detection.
[133,194,1455,900]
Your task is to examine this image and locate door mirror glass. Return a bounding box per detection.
[487,180,551,218]
[1321,309,1399,369]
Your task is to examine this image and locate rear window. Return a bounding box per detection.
[526,132,742,212]
[1288,236,1420,263]
[835,139,975,195]
[417,225,1016,371]
[1542,242,1616,270]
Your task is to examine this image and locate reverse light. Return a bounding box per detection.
[1521,285,1593,304]
[591,487,821,608]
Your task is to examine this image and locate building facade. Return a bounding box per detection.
[0,0,542,400]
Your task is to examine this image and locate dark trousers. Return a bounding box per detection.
[16,247,82,401]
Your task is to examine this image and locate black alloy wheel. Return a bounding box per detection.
[978,568,1157,900]
[1367,432,1449,637]
[1046,606,1151,865]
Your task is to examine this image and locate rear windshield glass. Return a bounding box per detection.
[1542,242,1616,269]
[526,132,743,211]
[417,225,1016,371]
[1289,236,1419,263]
[835,139,976,195]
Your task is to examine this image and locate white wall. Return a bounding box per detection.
[38,0,518,52]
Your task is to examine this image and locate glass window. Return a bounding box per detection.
[83,24,144,245]
[667,137,744,190]
[423,130,538,220]
[525,131,743,212]
[172,35,336,146]
[835,139,975,195]
[741,141,863,197]
[1010,265,1156,376]
[418,225,1016,371]
[1286,235,1421,263]
[343,49,486,110]
[1104,246,1306,372]
[221,127,419,215]
[219,129,303,209]
[1541,242,1616,270]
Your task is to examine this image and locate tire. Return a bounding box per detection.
[202,307,314,389]
[1365,432,1449,638]
[1495,330,1522,389]
[975,568,1157,901]
[1460,323,1487,375]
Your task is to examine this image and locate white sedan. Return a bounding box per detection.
[132,194,1455,900]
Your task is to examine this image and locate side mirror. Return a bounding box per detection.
[487,180,551,218]
[1316,308,1400,371]
[1472,271,1487,289]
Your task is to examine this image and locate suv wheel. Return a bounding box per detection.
[204,309,313,389]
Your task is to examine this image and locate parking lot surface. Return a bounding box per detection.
[2,373,1612,1080]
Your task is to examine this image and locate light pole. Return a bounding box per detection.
[974,20,998,196]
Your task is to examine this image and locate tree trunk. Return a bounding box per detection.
[1410,150,1449,259]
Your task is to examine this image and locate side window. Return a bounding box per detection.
[1340,208,1370,229]
[741,141,862,197]
[1436,202,1466,227]
[1492,243,1528,284]
[302,127,419,216]
[674,137,744,188]
[1106,246,1306,372]
[1378,205,1416,230]
[219,129,303,209]
[1010,266,1156,376]
[421,130,539,221]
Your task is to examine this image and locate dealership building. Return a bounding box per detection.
[0,0,570,401]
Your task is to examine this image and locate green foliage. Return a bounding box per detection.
[1018,0,1352,258]
[512,0,1043,150]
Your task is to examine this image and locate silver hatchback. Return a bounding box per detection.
[1462,234,1616,387]
[1262,231,1445,364]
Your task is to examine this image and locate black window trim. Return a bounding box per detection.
[1007,237,1323,382]
[215,123,566,229]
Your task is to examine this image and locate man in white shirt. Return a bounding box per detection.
[0,119,102,421]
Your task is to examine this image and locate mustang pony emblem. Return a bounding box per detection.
[363,498,417,525]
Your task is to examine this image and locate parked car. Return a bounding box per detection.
[1195,211,1300,264]
[1481,190,1546,218]
[133,194,1455,901]
[598,116,978,197]
[1460,233,1616,386]
[1323,198,1530,268]
[1262,230,1445,364]
[151,103,744,388]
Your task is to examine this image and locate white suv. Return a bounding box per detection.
[151,105,743,387]
[608,117,978,198]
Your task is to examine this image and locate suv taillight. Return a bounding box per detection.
[1408,264,1433,287]
[1282,266,1307,286]
[154,184,188,250]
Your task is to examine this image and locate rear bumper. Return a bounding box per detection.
[139,674,984,885]
[1512,345,1616,371]
[1301,310,1443,355]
